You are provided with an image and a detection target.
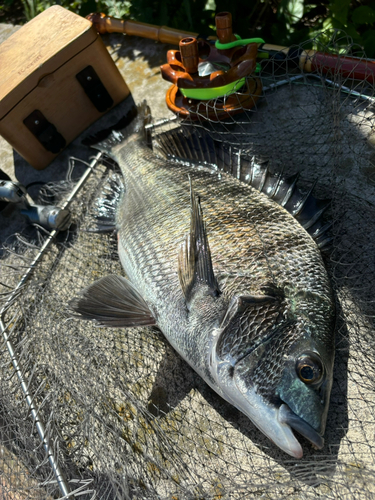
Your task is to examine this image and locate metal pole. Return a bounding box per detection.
[0,152,103,499]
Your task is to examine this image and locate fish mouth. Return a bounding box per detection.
[278,403,324,451]
[231,372,323,458]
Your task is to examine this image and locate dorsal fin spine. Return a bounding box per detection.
[259,162,269,192]
[236,149,241,180]
[281,174,300,207]
[178,179,220,308]
[292,180,317,216]
[154,127,331,250]
[301,201,331,230]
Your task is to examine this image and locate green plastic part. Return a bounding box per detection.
[180,77,247,100]
[215,35,265,50]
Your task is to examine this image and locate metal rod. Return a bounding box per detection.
[262,74,305,92]
[0,317,73,498]
[145,116,178,131]
[0,152,103,499]
[309,73,375,103]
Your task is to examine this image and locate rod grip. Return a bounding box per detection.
[307,51,375,83]
[86,13,198,45]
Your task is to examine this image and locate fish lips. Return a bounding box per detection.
[232,363,324,458]
[278,403,324,450]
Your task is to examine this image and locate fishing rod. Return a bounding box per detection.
[86,11,199,44]
[87,11,375,84]
[258,43,375,84]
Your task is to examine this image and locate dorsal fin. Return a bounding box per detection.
[178,179,220,310]
[153,127,331,250]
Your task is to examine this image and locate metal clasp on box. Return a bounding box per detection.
[76,65,114,112]
[23,110,66,154]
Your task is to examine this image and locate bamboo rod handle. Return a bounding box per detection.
[86,13,198,45]
[302,50,375,83]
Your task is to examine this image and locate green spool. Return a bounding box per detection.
[180,77,247,100]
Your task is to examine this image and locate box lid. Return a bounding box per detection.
[0,5,96,119]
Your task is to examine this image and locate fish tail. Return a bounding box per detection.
[83,101,152,156]
[82,101,152,232]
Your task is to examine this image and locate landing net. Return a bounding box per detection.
[0,30,375,499]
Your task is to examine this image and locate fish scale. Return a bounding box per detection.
[115,135,333,376]
[71,105,336,458]
[118,143,283,298]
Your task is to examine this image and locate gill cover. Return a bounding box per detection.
[210,292,332,458]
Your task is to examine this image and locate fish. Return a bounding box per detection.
[70,102,336,458]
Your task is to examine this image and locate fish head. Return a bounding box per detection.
[211,292,335,458]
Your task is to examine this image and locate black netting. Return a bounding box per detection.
[1,30,375,499]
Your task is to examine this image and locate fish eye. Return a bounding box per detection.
[295,353,324,385]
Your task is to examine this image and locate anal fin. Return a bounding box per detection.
[69,275,156,327]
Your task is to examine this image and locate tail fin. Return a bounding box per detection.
[82,101,152,157]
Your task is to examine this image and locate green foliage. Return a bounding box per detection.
[330,0,351,25]
[215,0,375,57]
[352,5,375,25]
[21,0,39,20]
[0,0,16,8]
[128,0,215,34]
[2,0,375,57]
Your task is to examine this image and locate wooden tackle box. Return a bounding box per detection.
[0,5,130,169]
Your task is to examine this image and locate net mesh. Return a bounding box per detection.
[1,30,375,499]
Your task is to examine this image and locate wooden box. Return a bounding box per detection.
[0,5,130,169]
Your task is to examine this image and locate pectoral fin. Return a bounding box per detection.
[178,181,220,309]
[69,274,156,327]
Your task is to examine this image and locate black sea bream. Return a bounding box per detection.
[70,104,335,458]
